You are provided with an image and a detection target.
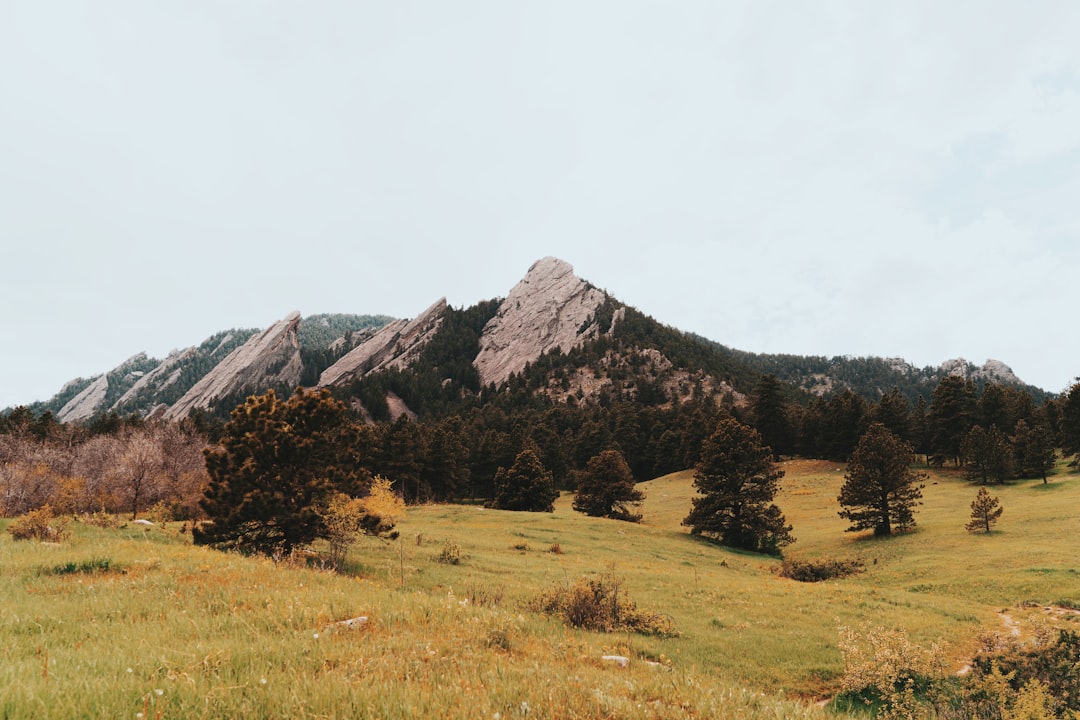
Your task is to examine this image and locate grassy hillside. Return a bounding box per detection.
[2,460,1078,718]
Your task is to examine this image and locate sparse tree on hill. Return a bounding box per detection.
[838,423,925,537]
[965,487,1003,533]
[491,447,559,512]
[683,415,793,555]
[195,389,368,556]
[572,449,644,522]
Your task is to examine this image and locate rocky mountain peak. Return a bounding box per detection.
[473,257,611,388]
[163,311,303,420]
[56,353,156,423]
[939,357,1023,386]
[318,299,447,388]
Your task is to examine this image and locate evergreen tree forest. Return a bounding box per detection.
[4,291,1080,539]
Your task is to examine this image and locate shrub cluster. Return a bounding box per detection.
[838,621,1080,719]
[8,505,70,542]
[533,572,676,636]
[436,540,463,565]
[778,557,865,583]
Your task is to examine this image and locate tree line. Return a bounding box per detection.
[747,374,1080,480]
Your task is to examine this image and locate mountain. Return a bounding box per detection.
[32,314,391,422]
[317,299,449,388]
[473,256,610,387]
[715,347,1051,406]
[23,257,1050,423]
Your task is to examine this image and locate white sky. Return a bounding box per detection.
[3,2,1079,410]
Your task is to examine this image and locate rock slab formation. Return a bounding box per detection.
[474,257,609,388]
[163,312,304,419]
[318,298,447,388]
[56,353,158,423]
[57,374,110,423]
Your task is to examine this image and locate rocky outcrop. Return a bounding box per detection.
[163,312,303,419]
[112,347,193,411]
[56,353,159,423]
[940,357,1023,386]
[318,299,447,388]
[57,374,110,423]
[474,257,609,388]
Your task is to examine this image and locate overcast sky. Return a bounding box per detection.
[3,2,1079,410]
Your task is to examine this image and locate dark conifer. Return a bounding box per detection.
[572,449,644,522]
[965,487,1003,533]
[195,388,367,556]
[838,423,925,537]
[491,448,559,512]
[929,376,977,466]
[682,416,793,555]
[961,424,1014,484]
[750,374,794,459]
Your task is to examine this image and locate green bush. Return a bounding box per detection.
[533,571,677,636]
[778,557,865,583]
[48,558,115,576]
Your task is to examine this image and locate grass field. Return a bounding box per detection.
[2,459,1078,718]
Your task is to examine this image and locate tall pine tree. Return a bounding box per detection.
[838,423,925,537]
[683,416,793,555]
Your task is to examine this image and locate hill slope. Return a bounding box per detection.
[3,460,1076,717]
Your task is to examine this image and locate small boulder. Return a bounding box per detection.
[601,655,629,668]
[325,616,369,632]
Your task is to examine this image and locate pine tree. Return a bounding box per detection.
[194,389,367,556]
[870,386,911,442]
[977,383,1012,434]
[838,423,926,537]
[929,376,976,466]
[750,374,794,459]
[572,449,644,522]
[965,487,1003,533]
[1011,419,1054,482]
[682,416,793,555]
[961,424,1014,484]
[820,389,868,461]
[910,396,930,461]
[491,448,559,512]
[1061,382,1080,461]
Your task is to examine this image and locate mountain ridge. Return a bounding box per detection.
[14,258,1054,420]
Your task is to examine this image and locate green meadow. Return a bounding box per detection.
[2,460,1078,719]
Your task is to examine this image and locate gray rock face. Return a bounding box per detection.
[163,311,303,419]
[57,374,110,423]
[318,299,447,388]
[56,353,158,423]
[113,347,193,411]
[940,357,1023,386]
[474,257,608,388]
